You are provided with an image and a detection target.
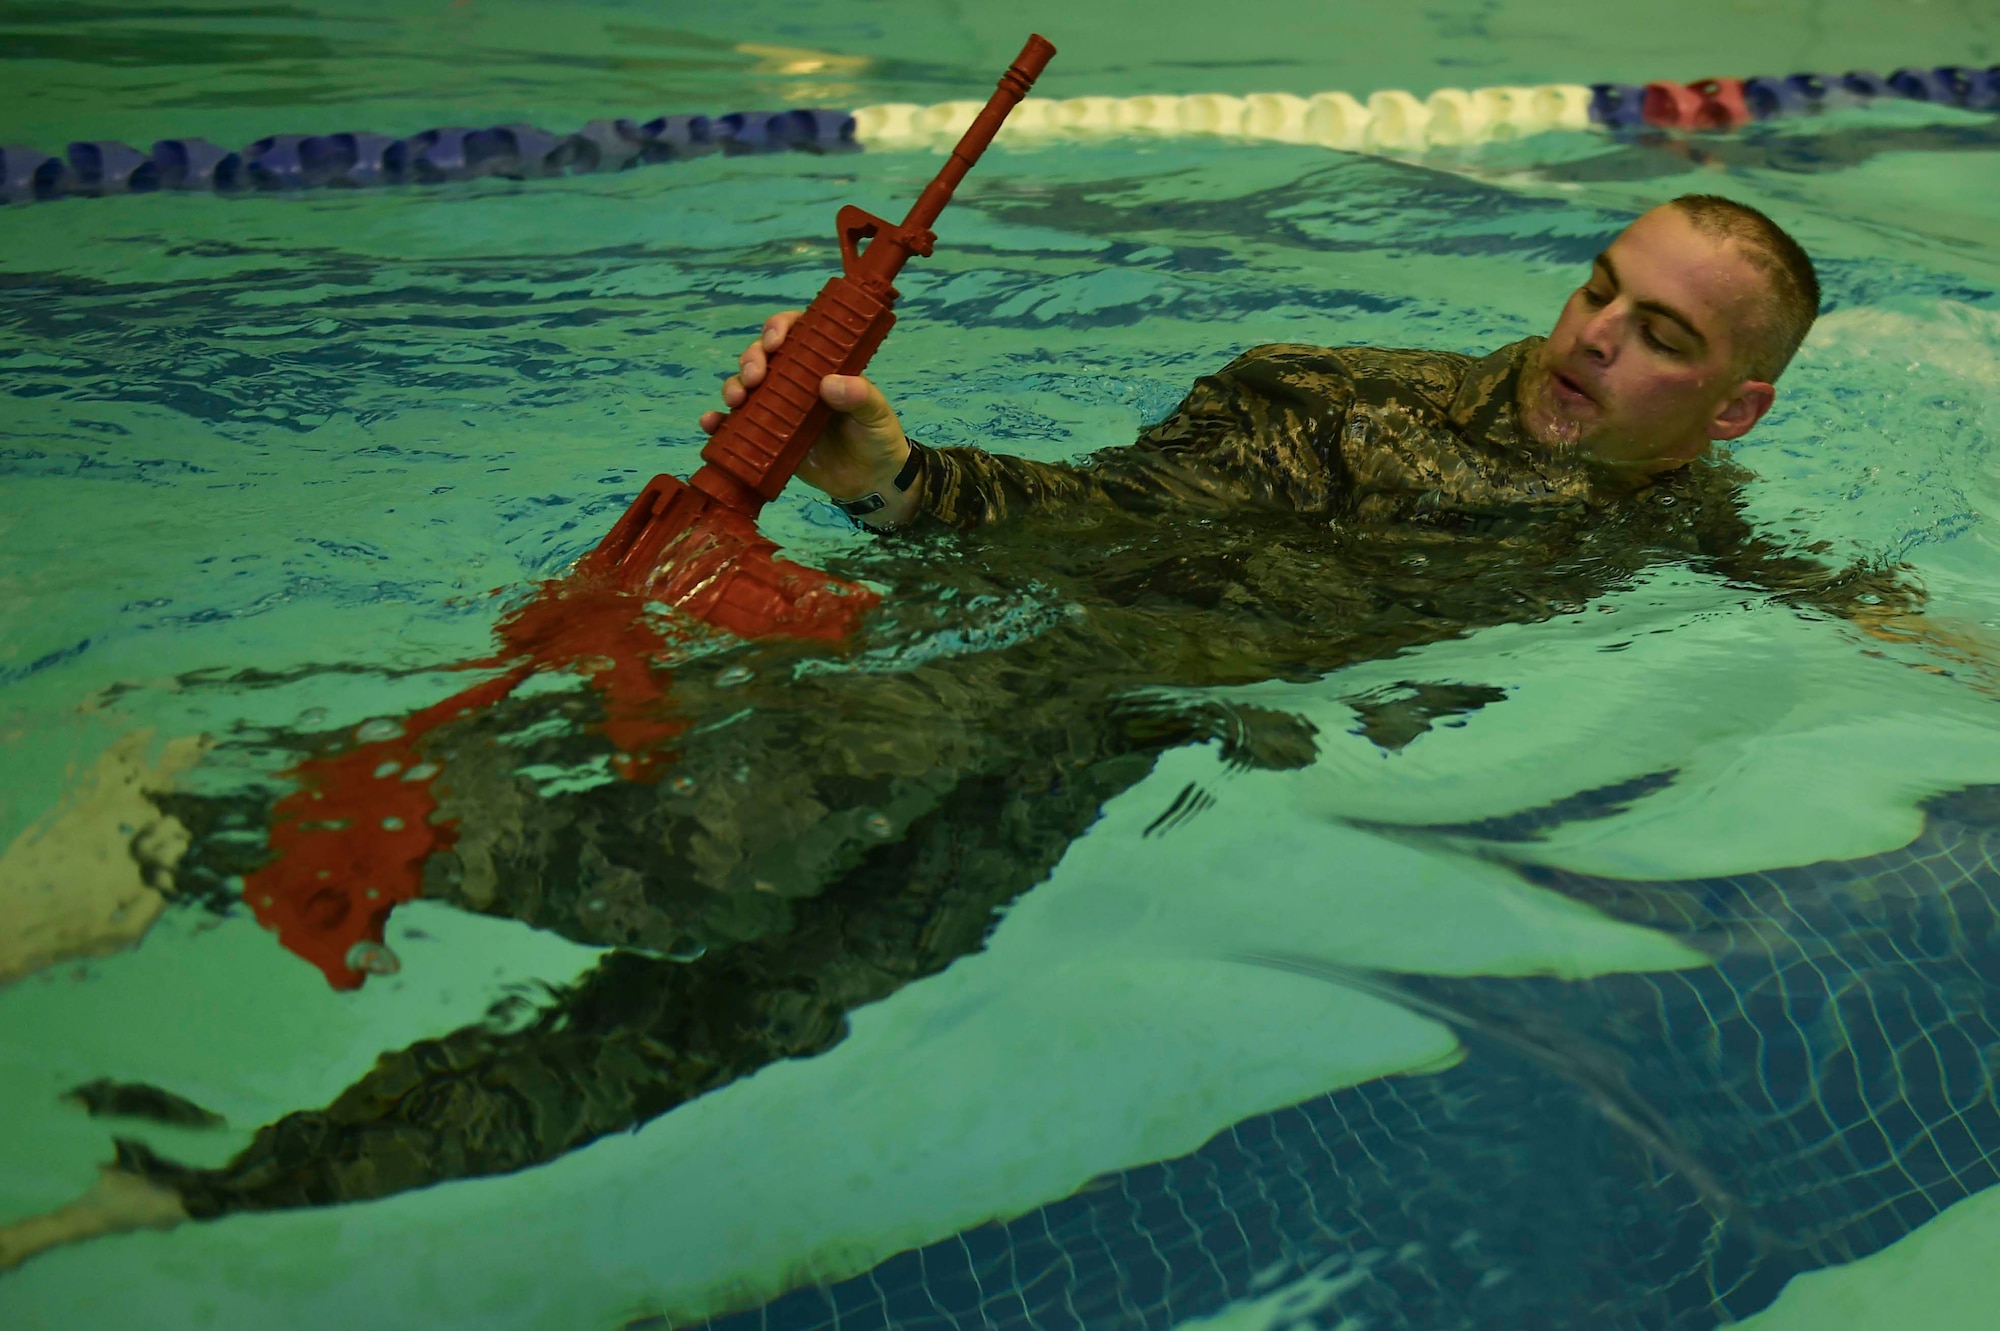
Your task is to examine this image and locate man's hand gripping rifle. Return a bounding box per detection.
[586,33,1057,629]
[240,36,1058,989]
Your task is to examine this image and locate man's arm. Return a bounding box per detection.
[1845,603,2000,696]
[1686,479,2000,694]
[702,311,1345,531]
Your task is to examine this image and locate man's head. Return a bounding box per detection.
[1520,195,1820,474]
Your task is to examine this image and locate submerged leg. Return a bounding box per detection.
[117,739,1157,1219]
[0,1167,187,1273]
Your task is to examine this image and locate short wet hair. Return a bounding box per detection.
[1668,194,1821,381]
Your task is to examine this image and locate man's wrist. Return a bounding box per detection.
[834,441,925,528]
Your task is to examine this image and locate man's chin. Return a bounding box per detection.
[1521,382,1592,454]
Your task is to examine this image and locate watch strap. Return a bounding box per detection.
[833,442,925,519]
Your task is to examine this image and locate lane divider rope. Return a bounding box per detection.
[3,64,1995,205]
[0,109,858,204]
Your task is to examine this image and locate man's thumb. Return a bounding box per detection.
[821,374,893,426]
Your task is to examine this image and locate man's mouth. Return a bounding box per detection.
[1548,367,1599,410]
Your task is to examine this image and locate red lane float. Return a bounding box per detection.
[1687,78,1752,129]
[1643,78,1751,130]
[242,33,1059,989]
[1642,81,1703,129]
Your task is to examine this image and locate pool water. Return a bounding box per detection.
[3,2,2000,1328]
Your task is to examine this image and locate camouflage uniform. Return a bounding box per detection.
[130,337,1912,1217]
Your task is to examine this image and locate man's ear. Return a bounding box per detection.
[1708,379,1775,442]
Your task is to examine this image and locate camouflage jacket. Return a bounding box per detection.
[907,336,1914,620]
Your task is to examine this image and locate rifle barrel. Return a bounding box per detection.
[901,33,1056,235]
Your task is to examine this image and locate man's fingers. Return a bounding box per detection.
[763,310,803,352]
[711,313,805,434]
[738,312,804,389]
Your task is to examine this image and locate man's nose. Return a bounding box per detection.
[1578,302,1621,362]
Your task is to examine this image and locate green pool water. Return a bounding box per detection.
[3,2,1999,1328]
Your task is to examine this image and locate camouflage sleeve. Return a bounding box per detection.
[1683,470,1927,620]
[914,345,1351,530]
[1718,540,1927,622]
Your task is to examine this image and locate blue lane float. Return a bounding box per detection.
[67,141,157,194]
[1742,77,1810,120]
[0,107,854,204]
[304,131,405,187]
[1889,67,1956,104]
[1,145,66,201]
[150,138,235,190]
[1936,65,2000,109]
[1839,70,1893,99]
[1588,83,1647,129]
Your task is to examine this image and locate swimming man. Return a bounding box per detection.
[0,194,1955,1271]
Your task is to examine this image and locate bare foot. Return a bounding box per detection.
[0,1168,187,1274]
[0,731,207,988]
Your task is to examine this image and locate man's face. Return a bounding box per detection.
[1521,206,1776,471]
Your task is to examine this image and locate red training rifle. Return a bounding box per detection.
[239,35,1058,988]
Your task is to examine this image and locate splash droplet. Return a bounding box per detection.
[864,812,893,838]
[345,941,401,976]
[380,816,405,831]
[357,718,404,743]
[372,761,401,779]
[716,666,755,688]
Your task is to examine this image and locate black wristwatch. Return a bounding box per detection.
[833,441,925,519]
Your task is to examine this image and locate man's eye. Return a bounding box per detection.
[1641,326,1680,355]
[1579,286,1609,306]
